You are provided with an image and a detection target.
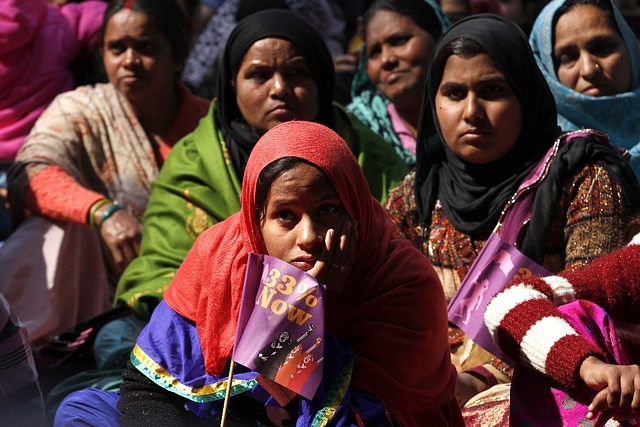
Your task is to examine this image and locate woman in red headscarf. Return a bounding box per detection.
[54,121,462,427]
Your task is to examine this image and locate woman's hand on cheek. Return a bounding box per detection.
[308,220,358,294]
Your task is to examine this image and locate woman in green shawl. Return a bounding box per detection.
[114,9,407,320]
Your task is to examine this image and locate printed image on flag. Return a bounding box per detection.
[233,254,325,400]
[447,232,550,361]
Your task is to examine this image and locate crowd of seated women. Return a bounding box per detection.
[3,0,640,426]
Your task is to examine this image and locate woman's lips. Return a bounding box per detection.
[290,257,317,271]
[582,85,603,96]
[385,70,406,84]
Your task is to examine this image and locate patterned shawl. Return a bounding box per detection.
[164,121,457,425]
[529,0,640,177]
[8,82,208,222]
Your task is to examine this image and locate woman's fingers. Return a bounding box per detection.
[586,365,640,425]
[332,221,351,267]
[308,220,358,294]
[346,220,358,261]
[588,389,611,421]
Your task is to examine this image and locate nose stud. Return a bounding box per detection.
[134,57,141,65]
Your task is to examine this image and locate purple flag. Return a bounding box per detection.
[233,254,325,400]
[447,232,550,361]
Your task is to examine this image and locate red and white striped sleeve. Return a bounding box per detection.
[485,238,640,388]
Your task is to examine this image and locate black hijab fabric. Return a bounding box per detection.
[415,14,560,236]
[215,9,335,178]
[415,14,640,262]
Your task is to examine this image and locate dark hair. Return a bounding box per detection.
[362,0,445,41]
[554,0,619,36]
[102,0,189,65]
[256,157,315,225]
[179,0,200,21]
[236,0,289,21]
[429,37,490,96]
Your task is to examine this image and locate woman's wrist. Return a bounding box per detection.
[89,198,112,229]
[579,355,605,384]
[97,201,123,230]
[89,199,123,230]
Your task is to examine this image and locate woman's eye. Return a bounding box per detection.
[485,85,503,94]
[247,71,269,82]
[287,67,311,78]
[391,35,411,47]
[443,88,465,100]
[558,54,576,65]
[107,42,125,55]
[318,205,337,215]
[554,48,577,66]
[136,41,156,55]
[367,46,381,59]
[275,210,294,221]
[592,42,617,57]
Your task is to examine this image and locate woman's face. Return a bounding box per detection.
[260,163,350,272]
[554,4,631,96]
[103,9,180,103]
[435,53,523,164]
[234,38,319,136]
[365,10,436,109]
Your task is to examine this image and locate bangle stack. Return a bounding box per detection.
[98,201,123,230]
[89,199,112,229]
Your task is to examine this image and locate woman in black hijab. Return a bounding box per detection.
[215,8,336,177]
[384,14,640,424]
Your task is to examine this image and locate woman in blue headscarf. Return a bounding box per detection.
[530,0,640,179]
[347,0,448,167]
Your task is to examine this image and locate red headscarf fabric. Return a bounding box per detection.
[164,121,458,425]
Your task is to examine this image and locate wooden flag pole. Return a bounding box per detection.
[220,360,236,427]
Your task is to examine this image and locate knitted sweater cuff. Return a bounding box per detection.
[544,334,605,388]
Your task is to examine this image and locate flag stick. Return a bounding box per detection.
[220,360,236,427]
